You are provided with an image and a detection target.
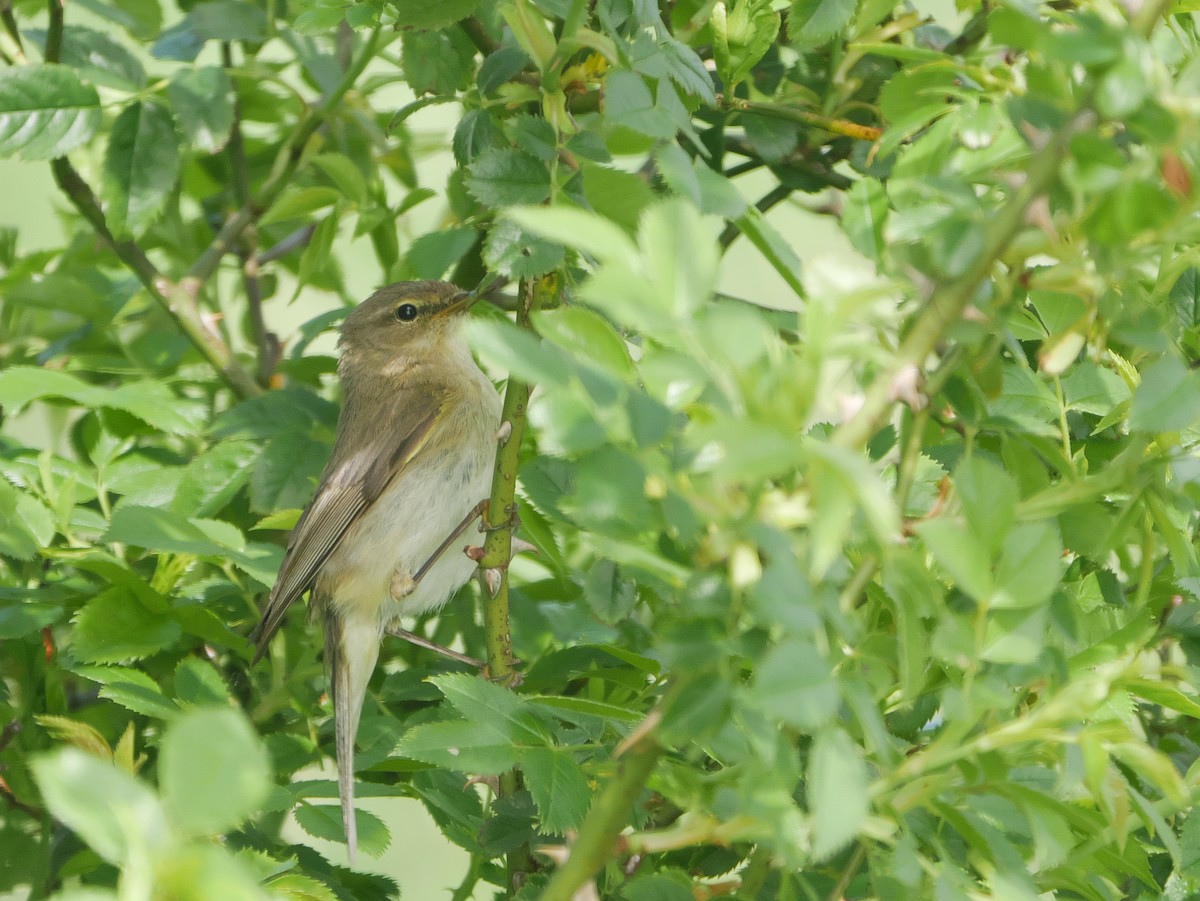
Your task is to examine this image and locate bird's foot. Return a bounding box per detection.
[389,564,416,600]
[480,502,520,533]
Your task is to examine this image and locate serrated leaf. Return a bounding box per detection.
[104,505,244,556]
[465,147,552,207]
[294,803,390,857]
[0,65,101,160]
[790,0,856,44]
[522,747,590,833]
[0,600,62,637]
[483,218,564,278]
[102,100,181,236]
[429,672,546,744]
[71,588,183,664]
[71,664,181,719]
[391,0,481,29]
[35,715,113,760]
[167,67,234,153]
[394,719,521,773]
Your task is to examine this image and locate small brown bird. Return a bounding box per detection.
[251,280,501,860]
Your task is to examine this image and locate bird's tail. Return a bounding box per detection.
[326,611,381,864]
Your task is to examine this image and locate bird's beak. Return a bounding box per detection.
[438,290,480,317]
[438,274,508,317]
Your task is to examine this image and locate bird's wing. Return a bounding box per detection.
[250,392,443,663]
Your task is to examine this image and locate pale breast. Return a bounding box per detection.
[316,362,501,624]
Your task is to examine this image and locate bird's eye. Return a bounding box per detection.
[395,303,419,322]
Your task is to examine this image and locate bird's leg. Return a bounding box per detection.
[383,624,484,668]
[391,499,490,600]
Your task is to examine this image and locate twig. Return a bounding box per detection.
[719,184,792,250]
[51,158,264,399]
[831,114,1089,450]
[43,0,61,63]
[723,97,883,142]
[478,277,551,894]
[258,224,315,263]
[824,842,867,901]
[460,16,499,56]
[45,26,383,398]
[1,0,27,63]
[224,42,276,386]
[831,0,1173,450]
[537,728,663,901]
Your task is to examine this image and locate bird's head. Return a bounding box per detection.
[338,280,479,364]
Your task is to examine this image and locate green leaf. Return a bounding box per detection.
[27,26,146,90]
[294,803,390,857]
[159,707,270,835]
[401,29,476,95]
[789,0,857,45]
[522,747,590,833]
[71,588,183,664]
[391,0,481,28]
[72,664,181,719]
[993,522,1063,608]
[104,505,243,556]
[752,640,838,730]
[465,147,552,208]
[401,226,478,280]
[311,153,369,206]
[167,67,234,153]
[916,518,993,601]
[0,600,62,638]
[249,432,327,513]
[0,478,55,560]
[31,748,170,864]
[712,0,780,87]
[429,672,546,744]
[1130,356,1200,432]
[604,70,675,139]
[505,205,638,262]
[954,456,1018,556]
[259,187,342,226]
[393,719,520,773]
[483,218,565,278]
[188,0,268,40]
[808,727,869,860]
[172,439,260,518]
[173,657,231,707]
[0,65,101,160]
[102,101,181,236]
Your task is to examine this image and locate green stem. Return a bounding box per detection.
[723,97,883,142]
[832,111,1092,450]
[537,735,663,901]
[478,278,550,895]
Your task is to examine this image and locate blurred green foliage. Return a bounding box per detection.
[3,0,1200,898]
